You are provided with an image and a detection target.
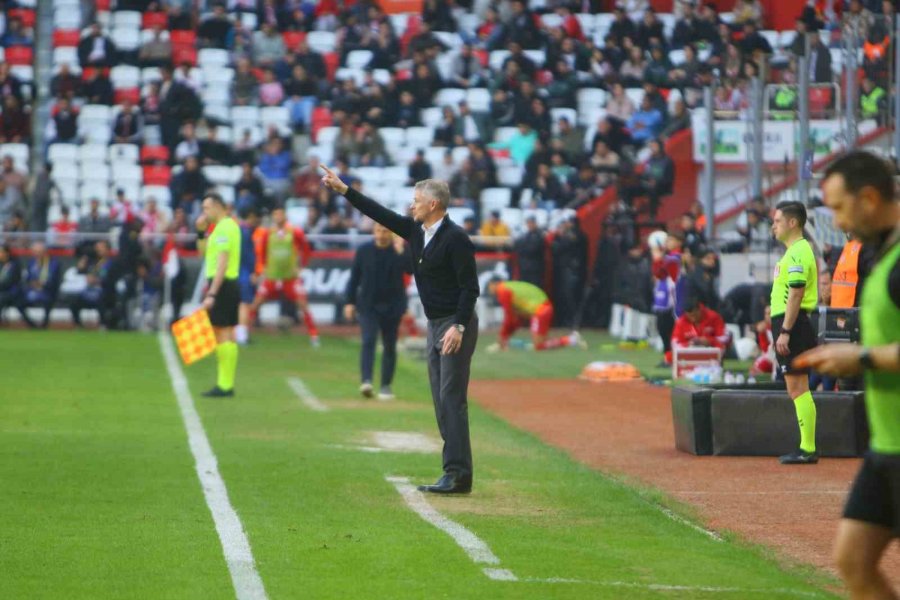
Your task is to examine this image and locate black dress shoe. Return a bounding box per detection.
[202,386,234,398]
[418,473,472,494]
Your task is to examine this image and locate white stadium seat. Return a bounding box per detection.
[306,31,336,54]
[48,143,79,164]
[346,50,373,70]
[112,27,141,52]
[405,127,434,149]
[110,65,141,89]
[52,47,79,68]
[480,187,513,214]
[108,144,140,164]
[198,48,230,68]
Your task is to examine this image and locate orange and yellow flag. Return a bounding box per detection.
[171,310,218,365]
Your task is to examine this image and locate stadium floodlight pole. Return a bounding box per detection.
[750,75,764,201]
[704,84,715,241]
[844,27,858,148]
[894,14,900,163]
[797,34,811,205]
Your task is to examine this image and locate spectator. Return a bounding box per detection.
[637,10,666,49]
[232,162,265,214]
[621,139,674,217]
[738,21,773,58]
[479,210,511,241]
[733,0,763,26]
[530,163,567,209]
[681,212,706,255]
[0,177,21,232]
[355,121,389,167]
[609,5,637,45]
[554,117,585,161]
[408,150,433,185]
[589,47,616,85]
[0,243,22,321]
[613,241,654,313]
[672,3,700,48]
[668,45,702,89]
[0,63,23,105]
[169,155,211,214]
[569,162,603,207]
[199,124,233,166]
[78,199,112,234]
[232,57,259,106]
[591,116,630,154]
[140,198,169,236]
[408,63,443,109]
[423,0,457,31]
[82,68,114,106]
[489,121,537,167]
[450,44,485,88]
[253,22,286,67]
[589,140,621,186]
[0,96,27,145]
[448,158,481,210]
[844,0,874,42]
[48,97,78,144]
[806,30,833,83]
[660,100,691,139]
[860,76,887,121]
[174,62,203,93]
[546,60,579,109]
[232,128,258,164]
[627,96,664,145]
[688,247,721,311]
[606,83,636,122]
[644,44,674,87]
[18,242,61,329]
[283,64,318,133]
[50,63,80,100]
[295,38,327,82]
[478,7,506,50]
[78,23,117,68]
[112,99,143,144]
[257,137,292,200]
[713,84,742,118]
[620,46,647,87]
[259,68,285,106]
[671,297,728,351]
[504,0,542,49]
[167,4,192,30]
[167,206,194,250]
[29,164,54,232]
[138,25,173,67]
[2,17,32,47]
[159,65,202,151]
[198,4,234,49]
[468,142,498,188]
[489,89,516,128]
[737,208,772,252]
[292,156,321,201]
[70,240,114,328]
[174,122,200,163]
[320,211,349,249]
[434,106,461,147]
[514,216,546,287]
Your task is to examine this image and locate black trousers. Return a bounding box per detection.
[655,309,675,354]
[358,307,403,387]
[426,314,478,479]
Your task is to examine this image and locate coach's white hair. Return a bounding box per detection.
[414,179,451,210]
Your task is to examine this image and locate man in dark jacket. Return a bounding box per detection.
[159,65,202,151]
[620,138,674,218]
[77,23,117,68]
[0,243,22,323]
[687,247,721,311]
[613,241,653,314]
[551,216,587,327]
[514,216,545,287]
[344,223,412,401]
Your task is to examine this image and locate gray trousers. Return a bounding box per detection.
[426,314,478,479]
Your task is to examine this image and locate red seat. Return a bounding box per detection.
[142,12,169,29]
[5,46,33,66]
[172,46,197,66]
[809,87,834,116]
[170,30,197,47]
[283,31,306,52]
[141,145,170,164]
[323,52,339,82]
[310,107,332,141]
[53,30,81,48]
[114,88,141,105]
[143,165,172,185]
[8,9,36,28]
[95,0,111,10]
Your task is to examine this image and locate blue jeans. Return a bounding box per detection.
[284,96,317,128]
[358,308,403,387]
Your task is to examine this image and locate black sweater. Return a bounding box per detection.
[344,188,479,324]
[345,241,411,313]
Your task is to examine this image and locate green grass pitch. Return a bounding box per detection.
[0,330,833,599]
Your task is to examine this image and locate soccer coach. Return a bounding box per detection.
[321,166,480,494]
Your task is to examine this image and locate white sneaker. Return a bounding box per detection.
[570,332,588,349]
[310,335,321,348]
[360,382,374,398]
[377,387,395,401]
[486,342,502,354]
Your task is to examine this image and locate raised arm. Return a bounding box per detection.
[319,165,414,239]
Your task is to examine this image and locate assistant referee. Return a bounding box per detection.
[797,151,900,599]
[196,192,241,398]
[770,201,820,465]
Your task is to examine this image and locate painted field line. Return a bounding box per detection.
[386,476,518,582]
[522,578,825,598]
[675,490,846,495]
[159,333,268,600]
[286,376,329,412]
[649,500,723,542]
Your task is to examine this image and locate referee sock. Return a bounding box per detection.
[793,391,817,453]
[216,341,238,391]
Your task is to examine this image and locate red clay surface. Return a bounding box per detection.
[472,378,900,592]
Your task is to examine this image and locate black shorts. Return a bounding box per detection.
[843,452,900,536]
[208,279,239,328]
[771,311,817,375]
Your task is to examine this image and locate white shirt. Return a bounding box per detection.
[422,215,446,248]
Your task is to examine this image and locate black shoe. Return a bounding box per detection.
[417,473,472,494]
[779,449,819,464]
[202,386,234,398]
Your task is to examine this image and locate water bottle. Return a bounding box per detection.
[735,373,745,384]
[724,371,735,385]
[748,376,757,384]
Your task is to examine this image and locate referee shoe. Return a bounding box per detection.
[779,449,819,465]
[202,386,235,398]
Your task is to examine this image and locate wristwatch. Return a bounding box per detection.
[454,324,466,334]
[859,347,875,370]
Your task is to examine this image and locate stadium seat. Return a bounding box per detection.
[457,13,481,35]
[500,207,524,232]
[140,145,169,164]
[497,166,523,187]
[80,162,111,184]
[523,49,546,68]
[53,29,81,48]
[112,27,141,52]
[405,127,434,149]
[170,29,197,47]
[493,127,518,143]
[202,165,240,186]
[113,10,141,29]
[578,88,607,112]
[51,160,80,182]
[448,206,474,224]
[202,86,230,106]
[306,31,336,54]
[216,185,236,207]
[143,165,171,186]
[282,31,306,52]
[306,144,333,166]
[108,144,139,164]
[346,50,374,70]
[240,12,258,29]
[286,205,309,227]
[354,167,383,188]
[80,181,111,204]
[142,11,168,29]
[779,30,797,48]
[432,31,462,50]
[480,188,513,214]
[488,50,511,72]
[110,65,141,89]
[48,143,79,164]
[198,48,230,68]
[434,88,467,108]
[381,165,408,188]
[204,103,231,124]
[203,67,234,86]
[420,107,443,129]
[540,13,564,28]
[315,126,339,147]
[112,163,143,184]
[260,106,290,132]
[141,185,171,206]
[231,105,260,125]
[625,88,645,107]
[5,46,33,66]
[52,47,79,69]
[378,127,405,151]
[466,88,491,113]
[53,7,82,29]
[114,88,141,105]
[0,144,29,171]
[10,66,33,84]
[56,178,81,204]
[450,146,470,165]
[551,107,578,128]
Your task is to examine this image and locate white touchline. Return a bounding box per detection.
[522,578,825,598]
[159,333,268,600]
[286,377,329,412]
[649,500,723,542]
[386,476,518,582]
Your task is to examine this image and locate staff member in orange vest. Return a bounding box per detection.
[831,237,875,308]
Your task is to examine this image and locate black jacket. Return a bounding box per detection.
[514,230,545,287]
[0,257,21,293]
[344,188,479,324]
[345,241,411,314]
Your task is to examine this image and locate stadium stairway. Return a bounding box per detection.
[32,0,53,169]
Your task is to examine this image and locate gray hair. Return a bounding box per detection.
[414,179,451,210]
